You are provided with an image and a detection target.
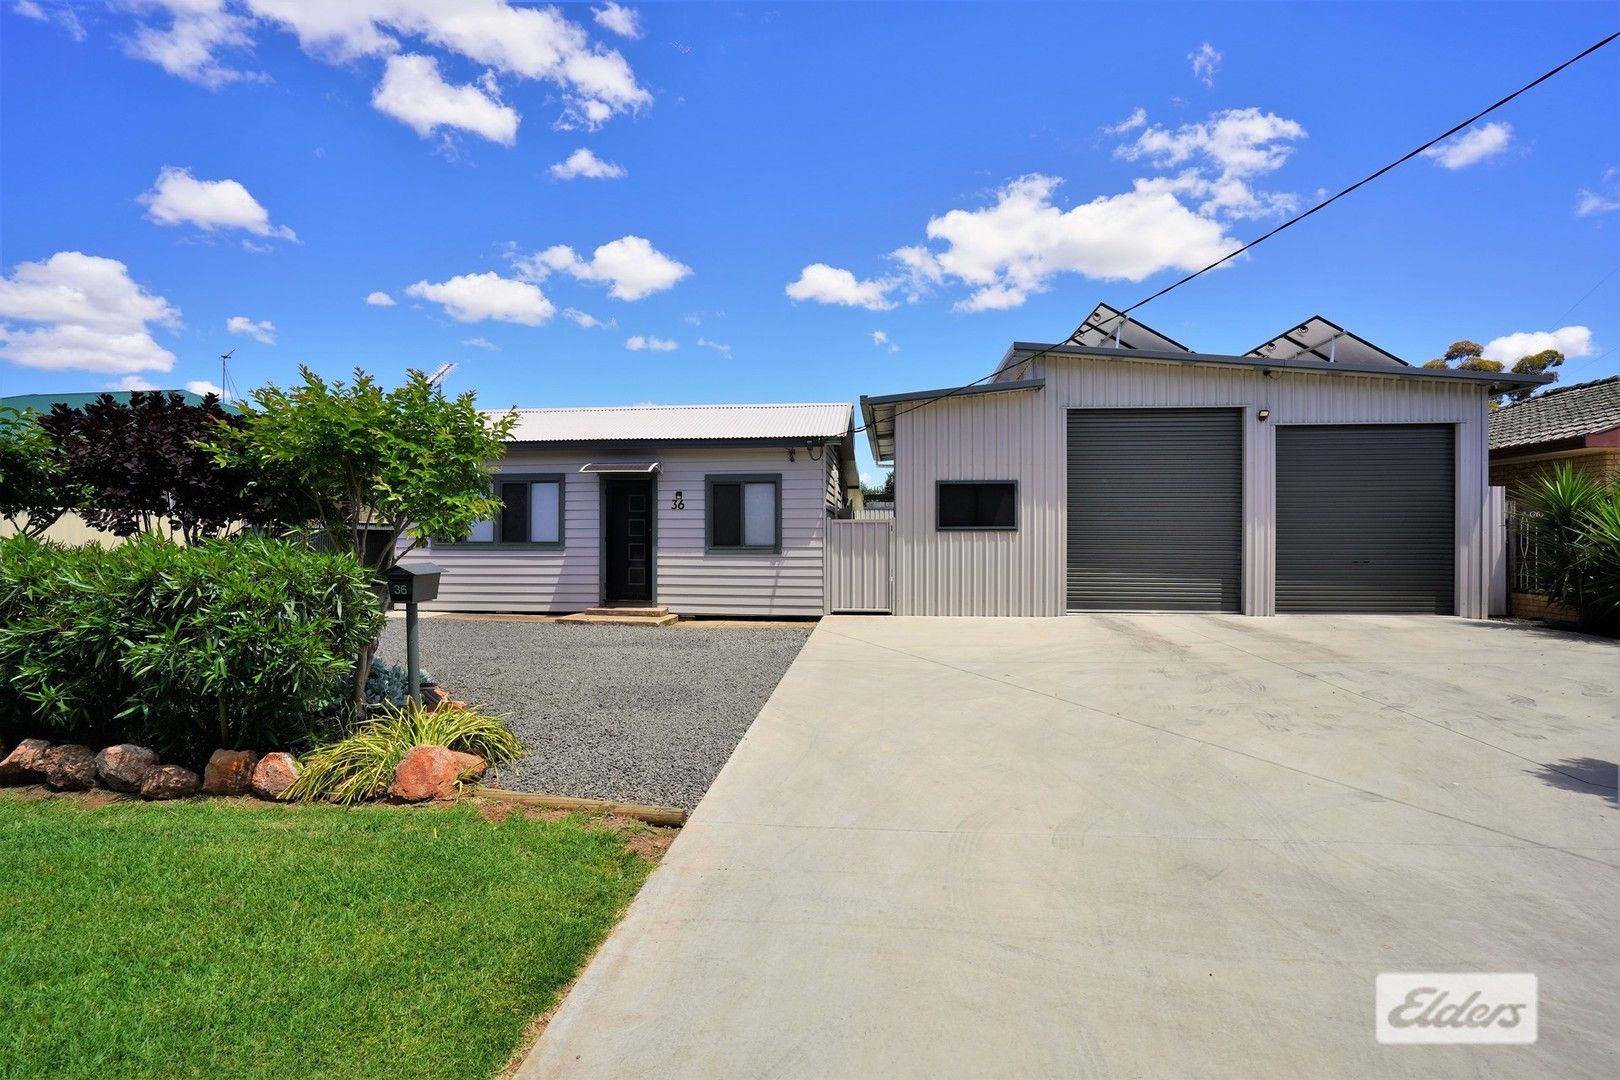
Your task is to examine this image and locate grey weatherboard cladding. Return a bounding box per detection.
[1065,408,1244,612]
[1275,425,1455,614]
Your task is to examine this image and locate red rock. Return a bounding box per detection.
[201,749,259,796]
[387,745,487,802]
[0,738,50,784]
[95,744,159,792]
[42,744,97,791]
[249,752,301,800]
[140,765,201,800]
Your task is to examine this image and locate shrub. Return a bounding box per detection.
[1515,464,1620,633]
[0,534,384,755]
[285,701,523,804]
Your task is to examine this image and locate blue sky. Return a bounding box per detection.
[2,1,1617,483]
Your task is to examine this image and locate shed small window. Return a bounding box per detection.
[708,475,780,552]
[465,475,563,546]
[937,481,1017,531]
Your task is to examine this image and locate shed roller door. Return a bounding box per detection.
[1275,425,1454,614]
[1066,409,1243,612]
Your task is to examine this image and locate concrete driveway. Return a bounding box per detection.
[520,616,1619,1079]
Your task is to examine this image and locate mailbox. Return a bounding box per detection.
[385,562,442,605]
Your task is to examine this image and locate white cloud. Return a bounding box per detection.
[696,336,731,358]
[521,235,691,300]
[125,0,259,89]
[126,1,652,135]
[0,251,181,373]
[1189,42,1221,87]
[1421,122,1513,170]
[872,329,899,353]
[13,0,85,40]
[549,147,626,180]
[371,53,518,145]
[365,290,397,306]
[461,336,499,350]
[1576,167,1620,216]
[785,263,898,311]
[406,271,554,325]
[1105,107,1147,135]
[226,314,276,344]
[562,307,614,328]
[787,106,1305,313]
[185,379,229,398]
[1481,326,1595,363]
[107,375,161,391]
[139,166,297,240]
[626,334,677,351]
[592,3,641,39]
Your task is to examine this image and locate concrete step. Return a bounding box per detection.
[557,610,679,627]
[581,606,669,618]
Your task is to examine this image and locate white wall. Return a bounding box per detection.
[400,444,833,617]
[890,353,1493,618]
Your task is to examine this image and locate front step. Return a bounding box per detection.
[557,606,678,627]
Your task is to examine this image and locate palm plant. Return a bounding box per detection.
[1514,464,1620,632]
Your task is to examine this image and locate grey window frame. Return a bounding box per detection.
[705,473,783,554]
[444,472,565,548]
[936,480,1018,532]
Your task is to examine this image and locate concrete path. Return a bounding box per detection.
[519,616,1620,1079]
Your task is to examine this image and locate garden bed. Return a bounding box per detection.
[0,791,662,1080]
[377,618,812,809]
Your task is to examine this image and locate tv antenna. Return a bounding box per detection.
[425,362,457,393]
[219,349,239,402]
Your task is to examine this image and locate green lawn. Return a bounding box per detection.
[0,793,657,1080]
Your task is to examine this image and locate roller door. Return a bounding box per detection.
[1275,425,1454,614]
[1066,409,1243,612]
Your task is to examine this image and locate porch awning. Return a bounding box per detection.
[579,462,661,473]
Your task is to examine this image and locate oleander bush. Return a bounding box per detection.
[0,533,384,756]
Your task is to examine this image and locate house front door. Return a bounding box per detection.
[603,474,655,605]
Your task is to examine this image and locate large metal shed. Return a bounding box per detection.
[856,307,1547,619]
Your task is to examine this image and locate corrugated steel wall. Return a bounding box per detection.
[890,354,1493,618]
[824,520,894,613]
[399,445,829,617]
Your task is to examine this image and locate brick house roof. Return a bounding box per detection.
[1489,376,1620,451]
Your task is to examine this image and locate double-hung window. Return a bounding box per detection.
[707,474,781,553]
[465,474,564,546]
[936,481,1017,531]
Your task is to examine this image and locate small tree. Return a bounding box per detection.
[212,368,516,713]
[1424,341,1564,405]
[35,391,268,543]
[0,407,71,537]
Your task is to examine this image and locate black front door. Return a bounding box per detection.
[603,474,655,604]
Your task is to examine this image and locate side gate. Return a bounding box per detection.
[825,519,894,614]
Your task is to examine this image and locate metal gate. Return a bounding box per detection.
[1066,409,1244,612]
[1275,425,1455,614]
[825,519,893,613]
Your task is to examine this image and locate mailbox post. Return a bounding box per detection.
[385,563,442,706]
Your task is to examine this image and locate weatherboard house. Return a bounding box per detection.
[399,402,859,618]
[843,304,1546,619]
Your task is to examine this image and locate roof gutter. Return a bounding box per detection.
[1004,342,1553,395]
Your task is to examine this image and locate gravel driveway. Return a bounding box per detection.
[377,618,811,809]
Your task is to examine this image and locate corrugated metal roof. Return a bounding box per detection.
[500,402,853,443]
[1489,376,1620,450]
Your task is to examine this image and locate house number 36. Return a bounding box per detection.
[671,491,685,509]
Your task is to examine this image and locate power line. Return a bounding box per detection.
[859,28,1620,438]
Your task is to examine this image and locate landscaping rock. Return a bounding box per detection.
[201,749,259,796]
[141,765,201,800]
[0,738,50,784]
[95,744,160,792]
[42,744,97,791]
[249,752,301,800]
[388,745,487,802]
